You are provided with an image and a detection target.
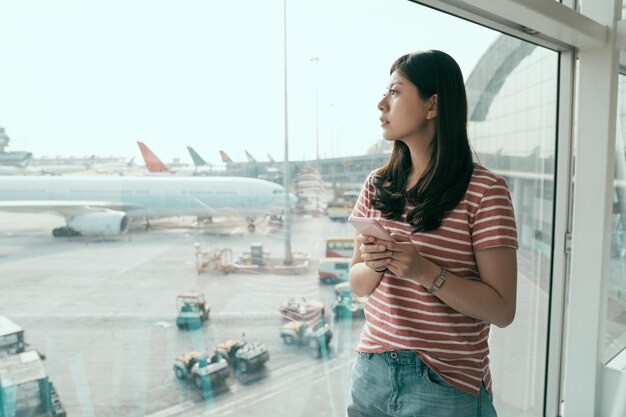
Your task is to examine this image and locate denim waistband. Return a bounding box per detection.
[357,350,422,366]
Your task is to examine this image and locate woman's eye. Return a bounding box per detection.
[389,90,397,96]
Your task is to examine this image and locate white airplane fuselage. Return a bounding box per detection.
[0,175,291,219]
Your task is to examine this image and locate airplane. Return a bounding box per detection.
[219,150,234,164]
[138,142,224,176]
[91,157,138,175]
[187,146,209,167]
[137,142,172,173]
[245,151,257,163]
[0,175,296,237]
[185,146,227,175]
[0,155,96,176]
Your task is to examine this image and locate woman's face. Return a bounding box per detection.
[377,70,436,143]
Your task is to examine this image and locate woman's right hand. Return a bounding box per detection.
[356,234,393,272]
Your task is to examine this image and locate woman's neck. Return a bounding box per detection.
[405,140,431,187]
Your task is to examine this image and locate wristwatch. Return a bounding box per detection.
[428,268,448,294]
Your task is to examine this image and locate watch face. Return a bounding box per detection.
[434,276,445,287]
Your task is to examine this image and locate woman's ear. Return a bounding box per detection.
[426,94,438,120]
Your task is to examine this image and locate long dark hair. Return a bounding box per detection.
[372,50,474,233]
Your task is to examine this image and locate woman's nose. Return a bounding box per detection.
[377,97,386,111]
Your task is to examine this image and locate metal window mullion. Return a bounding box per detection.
[544,49,576,417]
[562,0,621,414]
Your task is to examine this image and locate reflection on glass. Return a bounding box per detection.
[606,74,626,363]
[0,2,556,417]
[468,38,557,416]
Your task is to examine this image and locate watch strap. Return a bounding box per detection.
[428,268,448,294]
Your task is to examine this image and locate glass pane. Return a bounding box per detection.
[0,1,556,416]
[606,74,626,362]
[467,39,558,416]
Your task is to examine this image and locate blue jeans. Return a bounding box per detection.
[346,351,497,417]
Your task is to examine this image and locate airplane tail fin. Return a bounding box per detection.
[187,146,208,166]
[137,141,170,173]
[85,154,96,169]
[245,150,257,163]
[18,153,33,168]
[219,150,233,163]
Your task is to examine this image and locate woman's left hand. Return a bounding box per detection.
[385,234,430,283]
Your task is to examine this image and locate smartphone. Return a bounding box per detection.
[347,216,394,241]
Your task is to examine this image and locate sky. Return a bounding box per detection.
[0,0,499,166]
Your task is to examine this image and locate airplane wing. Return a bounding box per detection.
[0,201,136,218]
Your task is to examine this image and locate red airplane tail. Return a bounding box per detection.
[137,142,170,173]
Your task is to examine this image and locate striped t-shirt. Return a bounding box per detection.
[351,163,518,397]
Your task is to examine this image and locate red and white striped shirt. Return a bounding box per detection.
[351,163,518,397]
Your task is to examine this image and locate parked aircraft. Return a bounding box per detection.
[187,146,209,167]
[185,147,226,176]
[0,176,295,237]
[219,150,234,164]
[216,149,282,182]
[138,142,223,176]
[245,151,257,163]
[137,142,172,174]
[91,157,138,175]
[0,155,96,176]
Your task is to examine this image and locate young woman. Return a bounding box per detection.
[346,50,518,417]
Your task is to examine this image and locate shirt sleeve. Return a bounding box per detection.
[471,177,518,252]
[350,171,375,218]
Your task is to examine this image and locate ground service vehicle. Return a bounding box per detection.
[279,297,325,324]
[327,191,358,222]
[0,351,65,417]
[0,315,25,359]
[325,236,354,257]
[173,351,230,394]
[176,292,210,329]
[0,315,45,361]
[332,282,368,318]
[279,321,333,358]
[318,257,351,284]
[215,338,269,374]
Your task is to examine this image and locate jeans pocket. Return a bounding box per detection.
[422,366,461,394]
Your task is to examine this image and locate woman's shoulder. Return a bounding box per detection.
[364,167,384,185]
[470,163,508,188]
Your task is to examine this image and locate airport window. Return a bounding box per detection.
[606,74,626,362]
[0,1,558,416]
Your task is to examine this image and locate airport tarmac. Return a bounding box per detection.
[5,211,623,417]
[0,212,363,417]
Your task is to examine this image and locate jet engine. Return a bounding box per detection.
[59,211,129,237]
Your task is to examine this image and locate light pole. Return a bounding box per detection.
[282,0,293,266]
[310,57,320,161]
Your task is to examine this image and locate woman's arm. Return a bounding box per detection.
[417,246,517,328]
[385,234,517,328]
[348,234,392,297]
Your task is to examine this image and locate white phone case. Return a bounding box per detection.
[347,216,394,241]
